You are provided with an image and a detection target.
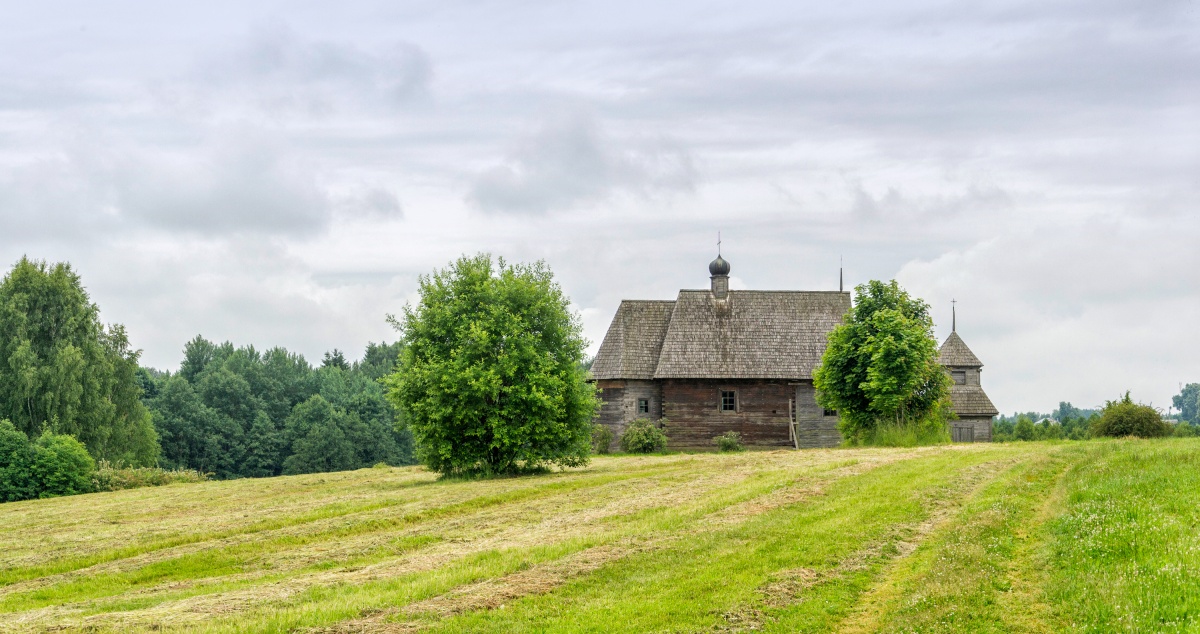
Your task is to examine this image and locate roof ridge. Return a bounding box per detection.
[677,289,850,294]
[938,331,983,367]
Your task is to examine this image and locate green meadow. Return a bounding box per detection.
[2,439,1199,633]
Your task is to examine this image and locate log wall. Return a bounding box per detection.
[595,379,662,451]
[595,378,845,450]
[952,416,993,442]
[660,379,794,448]
[792,382,842,449]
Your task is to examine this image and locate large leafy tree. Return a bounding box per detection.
[281,395,358,475]
[385,254,599,477]
[1172,383,1199,423]
[0,257,158,466]
[813,280,952,444]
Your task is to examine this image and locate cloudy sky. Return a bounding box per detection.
[2,0,1197,414]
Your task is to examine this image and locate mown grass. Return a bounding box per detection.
[2,439,1198,632]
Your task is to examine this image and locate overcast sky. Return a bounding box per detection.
[2,0,1197,414]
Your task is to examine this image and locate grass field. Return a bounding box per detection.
[2,439,1199,633]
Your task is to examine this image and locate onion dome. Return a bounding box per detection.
[709,254,730,276]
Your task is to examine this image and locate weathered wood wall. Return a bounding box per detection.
[595,378,845,449]
[953,417,993,442]
[660,379,795,448]
[595,379,662,451]
[793,382,842,449]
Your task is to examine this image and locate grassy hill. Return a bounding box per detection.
[2,439,1199,633]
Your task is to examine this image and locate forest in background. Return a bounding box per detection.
[139,338,414,480]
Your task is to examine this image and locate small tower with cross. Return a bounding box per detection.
[937,302,999,442]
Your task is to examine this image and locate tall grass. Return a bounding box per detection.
[91,461,210,492]
[855,418,951,447]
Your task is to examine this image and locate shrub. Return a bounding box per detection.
[620,419,668,454]
[0,420,36,502]
[91,461,209,492]
[30,431,95,498]
[385,254,599,476]
[1035,421,1065,440]
[1091,392,1171,438]
[591,424,615,454]
[1013,417,1035,441]
[713,431,743,452]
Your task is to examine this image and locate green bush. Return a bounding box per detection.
[620,419,668,454]
[0,420,36,502]
[591,424,615,454]
[0,422,105,501]
[1174,421,1199,438]
[384,254,599,477]
[91,461,209,492]
[713,431,743,452]
[1091,392,1170,438]
[1013,417,1035,441]
[30,431,95,498]
[1035,421,1065,440]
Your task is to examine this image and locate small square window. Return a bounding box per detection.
[720,390,737,412]
[952,371,966,385]
[637,398,649,414]
[823,408,837,417]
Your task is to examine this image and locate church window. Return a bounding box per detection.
[720,390,737,412]
[823,408,837,417]
[637,398,649,414]
[952,371,966,385]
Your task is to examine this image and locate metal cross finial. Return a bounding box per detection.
[717,231,721,256]
[952,299,957,333]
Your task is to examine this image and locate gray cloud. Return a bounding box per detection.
[0,130,334,242]
[153,24,432,118]
[113,132,332,236]
[335,186,404,220]
[468,113,698,214]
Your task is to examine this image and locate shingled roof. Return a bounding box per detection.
[592,290,850,381]
[949,385,999,416]
[938,332,983,367]
[591,300,675,380]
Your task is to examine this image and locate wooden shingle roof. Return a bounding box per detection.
[949,385,1000,417]
[937,332,983,367]
[654,290,850,379]
[592,289,850,381]
[590,300,676,380]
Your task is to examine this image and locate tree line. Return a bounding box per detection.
[994,393,1197,442]
[144,337,414,479]
[1,257,415,500]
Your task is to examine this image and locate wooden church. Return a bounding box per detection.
[591,253,1000,449]
[591,253,850,449]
